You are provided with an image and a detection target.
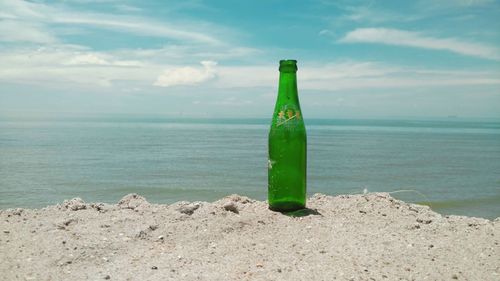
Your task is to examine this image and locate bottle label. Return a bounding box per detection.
[276,105,302,128]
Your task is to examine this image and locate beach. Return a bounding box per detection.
[1,193,498,280]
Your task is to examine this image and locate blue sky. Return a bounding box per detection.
[0,0,499,118]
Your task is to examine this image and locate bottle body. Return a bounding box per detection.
[268,60,307,212]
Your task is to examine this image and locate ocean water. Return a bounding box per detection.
[0,117,499,219]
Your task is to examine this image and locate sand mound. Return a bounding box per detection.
[1,193,498,280]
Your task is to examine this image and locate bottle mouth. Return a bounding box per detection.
[279,59,298,72]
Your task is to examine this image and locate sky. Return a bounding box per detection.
[0,0,499,119]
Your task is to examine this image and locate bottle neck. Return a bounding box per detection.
[277,71,298,103]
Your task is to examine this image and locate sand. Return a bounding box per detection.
[0,193,498,281]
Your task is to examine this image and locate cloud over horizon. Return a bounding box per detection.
[154,61,218,87]
[339,28,500,61]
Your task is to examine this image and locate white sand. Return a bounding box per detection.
[1,193,498,280]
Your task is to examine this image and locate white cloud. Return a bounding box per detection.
[114,4,142,13]
[0,0,223,45]
[0,11,17,20]
[0,1,258,89]
[52,15,221,45]
[304,62,500,90]
[63,52,143,66]
[339,28,500,61]
[114,45,260,62]
[0,20,56,43]
[0,46,498,92]
[339,5,423,24]
[64,54,110,65]
[0,45,253,89]
[0,46,159,88]
[418,0,496,9]
[0,0,47,20]
[215,61,500,91]
[154,61,218,87]
[455,0,495,5]
[318,29,334,36]
[214,66,275,88]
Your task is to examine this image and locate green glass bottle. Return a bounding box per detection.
[268,59,307,212]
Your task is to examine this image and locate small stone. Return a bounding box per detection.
[151,266,158,270]
[223,202,239,214]
[91,203,105,212]
[409,224,421,230]
[408,206,419,212]
[104,275,111,280]
[63,218,77,226]
[12,209,23,216]
[57,218,77,230]
[177,203,200,215]
[62,198,87,211]
[136,230,148,239]
[452,274,458,279]
[118,194,149,210]
[416,218,432,224]
[277,268,282,273]
[3,230,9,234]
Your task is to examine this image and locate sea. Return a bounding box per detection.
[0,117,499,219]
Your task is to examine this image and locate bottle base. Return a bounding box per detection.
[268,200,305,212]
